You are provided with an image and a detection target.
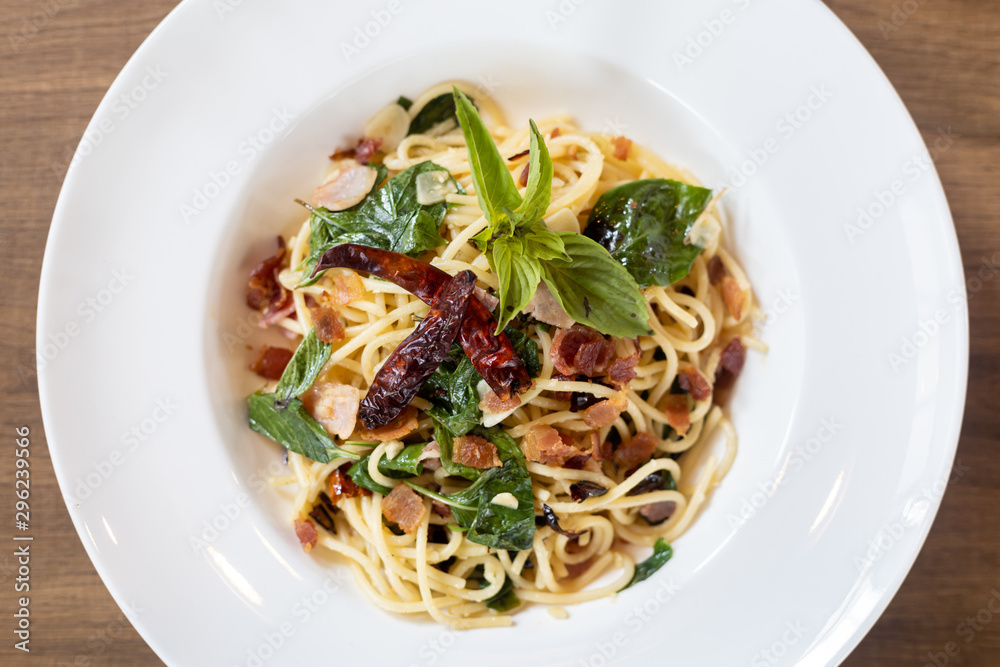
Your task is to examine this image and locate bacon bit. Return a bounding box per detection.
[550,127,561,139]
[677,365,712,401]
[549,372,577,402]
[249,346,294,380]
[606,353,640,388]
[310,306,345,344]
[612,432,658,470]
[294,520,318,552]
[328,464,368,504]
[551,325,616,377]
[480,389,521,414]
[612,136,632,160]
[582,394,629,429]
[591,438,614,462]
[247,237,295,327]
[313,164,378,211]
[707,256,727,285]
[519,163,530,188]
[329,147,356,161]
[640,501,676,525]
[521,424,579,466]
[329,273,367,305]
[719,337,746,378]
[354,405,419,442]
[721,277,745,319]
[382,484,425,533]
[564,556,593,578]
[507,149,529,161]
[453,435,502,469]
[661,395,691,436]
[355,136,383,165]
[431,499,452,518]
[302,383,360,440]
[524,282,575,329]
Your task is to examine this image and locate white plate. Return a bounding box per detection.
[38,0,967,664]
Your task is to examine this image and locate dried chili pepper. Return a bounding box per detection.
[358,270,476,429]
[312,244,532,400]
[539,504,582,538]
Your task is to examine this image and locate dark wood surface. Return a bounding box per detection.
[0,1,996,664]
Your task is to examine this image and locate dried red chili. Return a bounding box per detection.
[312,244,531,399]
[358,270,477,429]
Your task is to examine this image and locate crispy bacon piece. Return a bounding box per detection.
[521,424,579,466]
[582,394,629,429]
[707,256,726,285]
[640,502,676,525]
[355,137,383,165]
[606,353,639,388]
[313,244,531,399]
[591,438,614,463]
[551,325,616,377]
[249,346,293,380]
[721,277,745,319]
[677,365,712,401]
[329,273,366,305]
[328,464,368,504]
[382,484,425,533]
[480,390,521,415]
[302,383,360,440]
[612,432,658,470]
[247,237,294,327]
[661,395,691,436]
[294,520,318,552]
[519,163,530,187]
[310,306,345,343]
[431,499,452,518]
[359,270,475,428]
[612,136,632,160]
[354,405,419,442]
[453,435,502,469]
[313,164,377,211]
[719,337,746,378]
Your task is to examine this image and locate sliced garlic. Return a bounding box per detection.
[416,170,458,205]
[543,207,580,233]
[490,492,519,509]
[364,103,410,152]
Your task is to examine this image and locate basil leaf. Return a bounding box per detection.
[620,538,673,591]
[450,455,534,551]
[453,88,522,229]
[396,95,413,111]
[299,162,454,286]
[347,443,426,495]
[502,325,541,378]
[584,178,713,288]
[424,355,483,439]
[274,327,331,409]
[540,232,650,338]
[247,392,358,464]
[489,236,542,334]
[432,420,482,481]
[516,120,552,224]
[408,93,457,136]
[483,575,521,612]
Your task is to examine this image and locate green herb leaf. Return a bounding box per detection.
[584,178,713,288]
[502,325,541,378]
[298,162,454,286]
[408,93,457,136]
[247,392,358,464]
[274,327,331,409]
[489,236,543,334]
[540,232,650,337]
[396,95,413,111]
[516,120,552,224]
[347,443,427,495]
[424,354,483,439]
[620,538,674,591]
[431,420,482,481]
[482,574,521,612]
[453,88,522,229]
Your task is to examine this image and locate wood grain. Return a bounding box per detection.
[0,1,996,664]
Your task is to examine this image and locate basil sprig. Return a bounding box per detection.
[274,327,331,409]
[452,88,649,337]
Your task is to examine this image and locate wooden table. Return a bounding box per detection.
[0,1,996,664]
